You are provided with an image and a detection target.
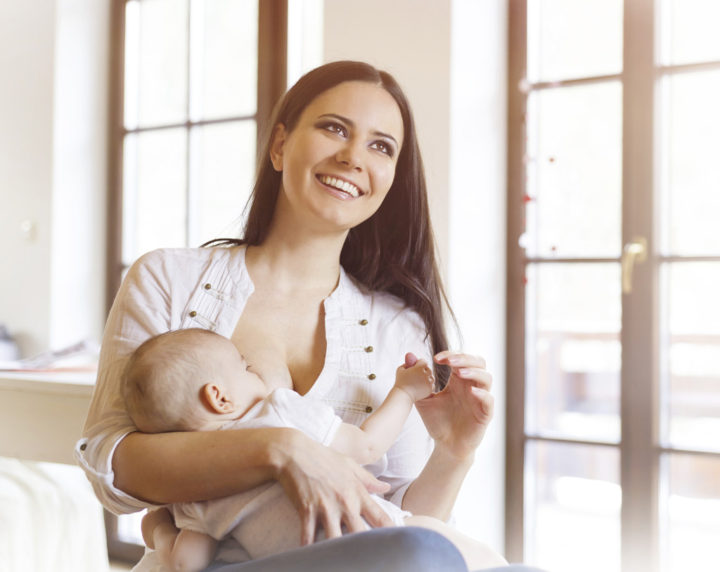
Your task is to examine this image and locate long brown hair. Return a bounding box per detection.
[206,61,454,387]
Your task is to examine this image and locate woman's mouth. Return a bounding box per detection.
[317,175,363,198]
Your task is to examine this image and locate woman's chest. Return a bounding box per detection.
[230,293,327,395]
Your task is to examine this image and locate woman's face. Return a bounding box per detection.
[270,81,404,233]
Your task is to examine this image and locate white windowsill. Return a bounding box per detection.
[0,371,96,465]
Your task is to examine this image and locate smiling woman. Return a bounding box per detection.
[268,81,404,233]
[76,60,519,572]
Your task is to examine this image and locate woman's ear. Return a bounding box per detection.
[202,383,235,414]
[269,124,287,172]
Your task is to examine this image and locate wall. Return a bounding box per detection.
[0,0,109,357]
[0,1,56,356]
[322,0,508,551]
[449,0,508,548]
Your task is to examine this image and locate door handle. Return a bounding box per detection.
[621,237,648,294]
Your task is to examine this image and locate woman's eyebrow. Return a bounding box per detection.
[317,113,399,147]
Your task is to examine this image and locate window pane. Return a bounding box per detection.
[189,121,256,245]
[527,0,623,82]
[660,0,720,65]
[123,129,188,264]
[125,0,189,129]
[526,263,621,441]
[660,71,720,256]
[660,453,720,572]
[190,0,258,120]
[661,262,720,451]
[525,441,620,572]
[526,82,622,258]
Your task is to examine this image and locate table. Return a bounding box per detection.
[0,370,95,465]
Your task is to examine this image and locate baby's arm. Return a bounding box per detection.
[331,355,434,465]
[142,508,218,572]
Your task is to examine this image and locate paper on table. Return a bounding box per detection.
[0,339,99,372]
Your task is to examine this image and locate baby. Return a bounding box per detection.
[123,328,507,572]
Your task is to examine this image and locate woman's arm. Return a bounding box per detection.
[401,352,495,520]
[113,427,292,504]
[114,425,393,543]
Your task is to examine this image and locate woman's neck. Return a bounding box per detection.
[246,227,347,298]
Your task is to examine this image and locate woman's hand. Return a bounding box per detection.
[414,351,494,461]
[275,431,393,545]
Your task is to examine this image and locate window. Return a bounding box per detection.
[506,1,720,571]
[106,0,287,561]
[107,0,287,305]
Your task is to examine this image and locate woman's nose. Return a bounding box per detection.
[335,142,363,171]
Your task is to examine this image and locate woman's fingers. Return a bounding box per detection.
[299,507,317,546]
[469,386,495,423]
[434,351,487,370]
[309,483,390,542]
[456,366,493,389]
[359,494,393,529]
[434,352,492,389]
[279,437,391,545]
[321,505,343,539]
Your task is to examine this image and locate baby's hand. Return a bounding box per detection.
[395,353,434,402]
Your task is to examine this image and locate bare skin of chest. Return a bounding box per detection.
[230,291,327,396]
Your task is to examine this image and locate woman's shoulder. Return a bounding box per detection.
[127,245,246,278]
[131,245,244,267]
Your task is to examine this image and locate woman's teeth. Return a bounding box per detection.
[319,175,361,198]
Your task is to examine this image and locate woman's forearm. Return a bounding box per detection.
[112,427,296,504]
[401,445,474,520]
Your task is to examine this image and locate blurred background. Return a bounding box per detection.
[0,1,718,571]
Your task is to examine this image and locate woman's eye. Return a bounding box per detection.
[371,140,394,157]
[320,122,347,137]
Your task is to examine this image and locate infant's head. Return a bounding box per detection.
[123,328,265,433]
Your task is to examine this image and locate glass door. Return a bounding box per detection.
[506,1,720,571]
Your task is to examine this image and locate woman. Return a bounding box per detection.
[76,61,506,571]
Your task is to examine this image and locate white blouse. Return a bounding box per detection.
[74,245,433,515]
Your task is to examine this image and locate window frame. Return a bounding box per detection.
[106,0,288,315]
[506,0,720,569]
[104,0,287,562]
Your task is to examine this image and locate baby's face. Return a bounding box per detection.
[211,337,268,410]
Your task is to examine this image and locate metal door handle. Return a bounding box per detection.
[622,237,648,294]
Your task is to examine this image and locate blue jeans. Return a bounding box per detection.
[202,527,546,572]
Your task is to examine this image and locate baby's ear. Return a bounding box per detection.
[202,383,235,414]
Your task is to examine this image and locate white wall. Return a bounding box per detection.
[322,0,508,551]
[50,0,109,351]
[449,0,508,550]
[0,1,57,356]
[0,0,109,357]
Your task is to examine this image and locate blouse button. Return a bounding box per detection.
[368,373,376,380]
[204,283,212,290]
[365,406,373,413]
[364,346,374,353]
[189,311,198,318]
[359,319,368,326]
